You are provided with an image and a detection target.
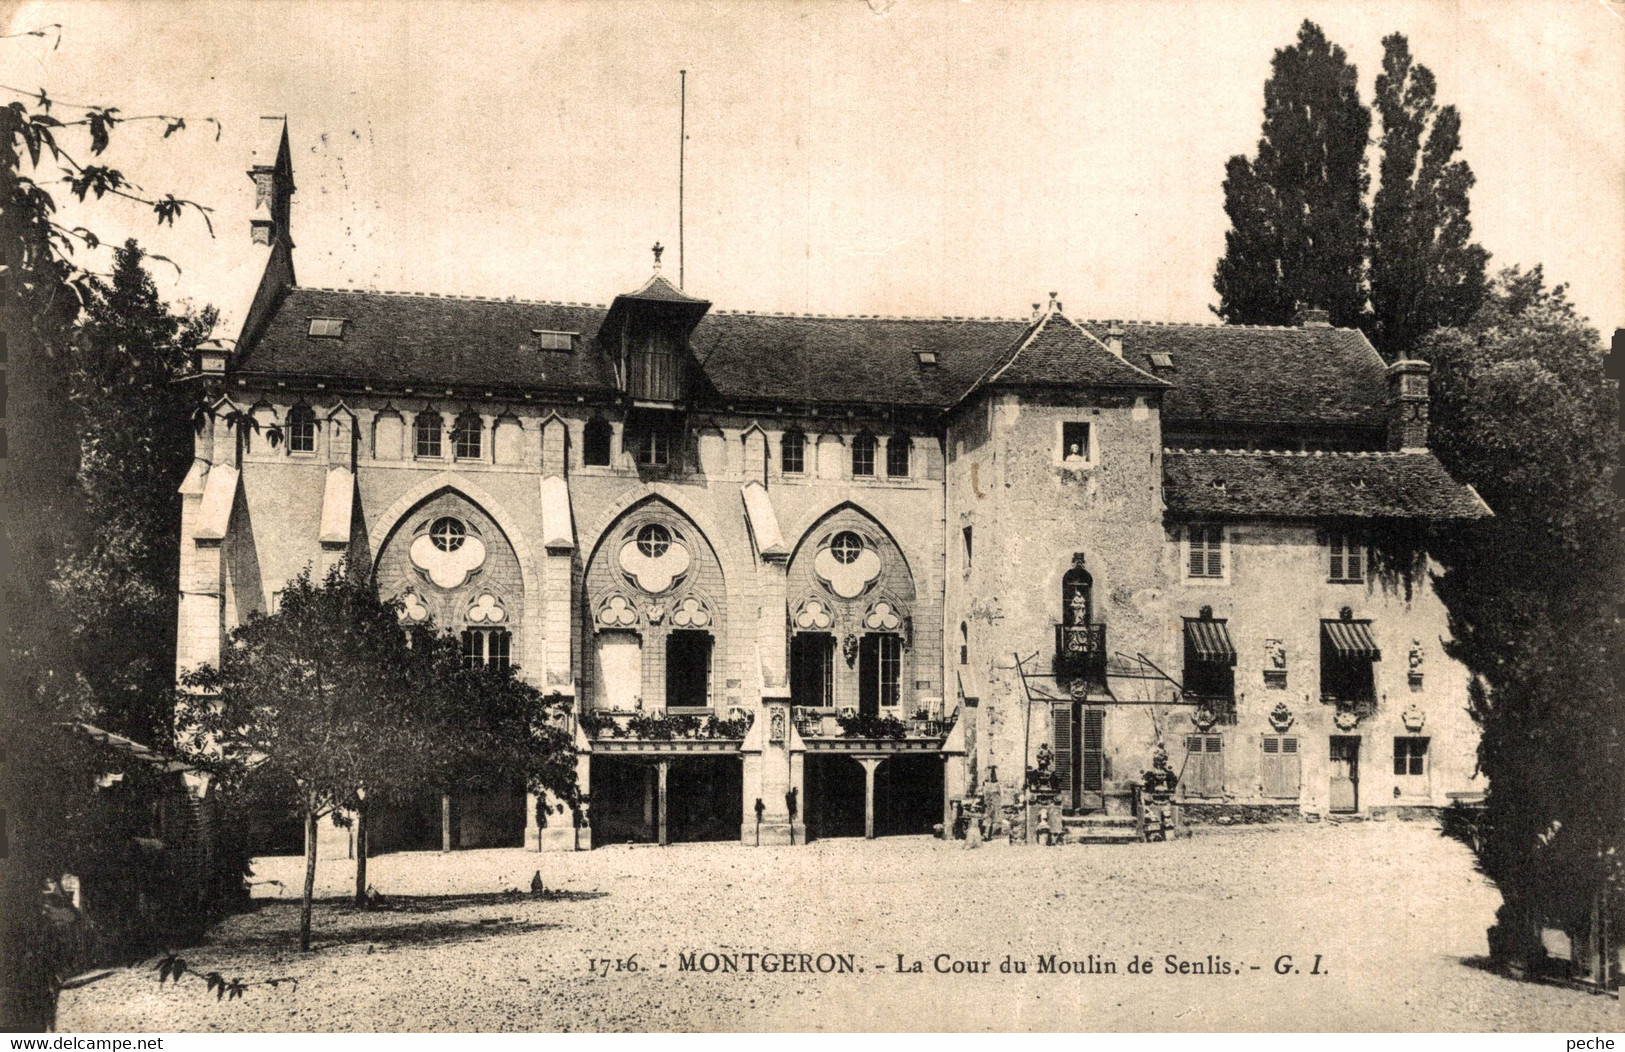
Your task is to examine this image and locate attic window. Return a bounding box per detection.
[308,318,347,338]
[533,330,576,352]
[916,350,938,368]
[1149,352,1175,369]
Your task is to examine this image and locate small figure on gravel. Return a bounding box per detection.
[530,871,546,896]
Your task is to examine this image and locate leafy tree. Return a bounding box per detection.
[1418,266,1622,964]
[397,629,578,901]
[1368,34,1488,359]
[2,59,216,1030]
[177,566,423,950]
[1213,20,1371,328]
[50,240,216,744]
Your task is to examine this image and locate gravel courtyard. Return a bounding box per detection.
[59,820,1617,1032]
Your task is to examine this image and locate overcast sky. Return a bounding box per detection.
[4,0,1621,342]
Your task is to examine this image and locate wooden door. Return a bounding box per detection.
[1329,736,1360,812]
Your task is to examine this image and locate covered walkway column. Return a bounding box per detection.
[858,757,885,840]
[656,759,670,847]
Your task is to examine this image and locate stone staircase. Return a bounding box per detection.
[1061,813,1142,845]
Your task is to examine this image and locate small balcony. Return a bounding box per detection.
[1053,623,1107,682]
[1183,691,1239,725]
[1320,692,1378,718]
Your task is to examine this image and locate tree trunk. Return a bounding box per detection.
[441,792,452,853]
[299,807,318,952]
[353,799,369,908]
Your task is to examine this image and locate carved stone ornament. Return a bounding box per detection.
[1334,708,1360,731]
[644,603,665,624]
[399,591,429,623]
[1191,705,1218,732]
[769,709,786,743]
[864,600,902,631]
[1265,639,1287,671]
[793,597,833,630]
[1268,700,1295,732]
[1407,638,1426,688]
[814,533,882,599]
[597,594,639,628]
[1068,678,1091,701]
[671,596,710,628]
[410,516,487,589]
[842,633,859,667]
[618,527,691,594]
[1402,704,1426,732]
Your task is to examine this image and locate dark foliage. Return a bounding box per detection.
[52,241,215,743]
[1213,20,1371,328]
[2,65,217,1031]
[1368,34,1488,358]
[835,713,909,740]
[1418,267,1622,948]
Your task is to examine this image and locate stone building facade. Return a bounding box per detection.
[179,125,1490,855]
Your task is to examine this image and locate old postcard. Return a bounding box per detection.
[2,0,1620,1036]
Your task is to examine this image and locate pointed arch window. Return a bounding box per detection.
[452,413,483,461]
[414,412,443,459]
[287,404,317,454]
[583,417,613,467]
[851,432,877,477]
[781,429,806,474]
[886,432,911,478]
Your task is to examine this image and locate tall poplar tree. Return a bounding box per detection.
[1368,33,1489,359]
[1213,20,1371,328]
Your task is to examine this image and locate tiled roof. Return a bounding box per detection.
[1081,321,1389,430]
[689,311,1027,407]
[234,287,1389,429]
[1162,450,1492,521]
[627,272,707,304]
[980,313,1169,391]
[235,287,621,395]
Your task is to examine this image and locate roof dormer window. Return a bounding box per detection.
[916,350,938,369]
[533,330,576,352]
[307,318,347,338]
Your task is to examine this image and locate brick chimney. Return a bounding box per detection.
[1385,359,1431,451]
[1294,306,1332,329]
[1105,322,1124,358]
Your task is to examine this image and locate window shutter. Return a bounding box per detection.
[1188,533,1205,576]
[1184,736,1203,795]
[1347,542,1363,582]
[1262,735,1281,798]
[1052,704,1074,802]
[1082,710,1105,791]
[1206,528,1223,577]
[1283,736,1299,795]
[1329,536,1343,580]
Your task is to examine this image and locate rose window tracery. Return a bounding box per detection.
[814,531,882,598]
[409,516,487,589]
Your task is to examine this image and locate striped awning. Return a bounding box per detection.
[1322,619,1381,660]
[1183,617,1236,666]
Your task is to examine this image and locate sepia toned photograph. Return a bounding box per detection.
[1,0,1620,1036]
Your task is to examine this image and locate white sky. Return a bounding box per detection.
[4,0,1622,341]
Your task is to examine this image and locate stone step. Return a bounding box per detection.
[1061,814,1137,828]
[1068,830,1143,844]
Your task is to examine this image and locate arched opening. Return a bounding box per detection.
[583,417,613,466]
[287,404,317,453]
[851,431,877,477]
[1062,563,1093,626]
[781,429,806,474]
